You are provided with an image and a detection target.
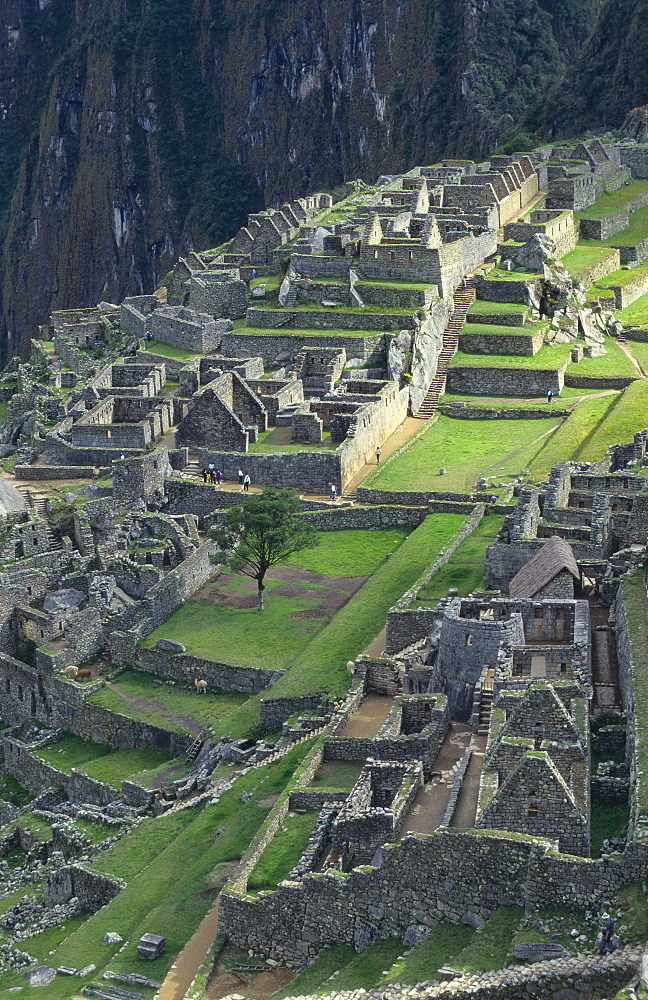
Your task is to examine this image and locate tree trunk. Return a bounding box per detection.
[257,580,265,611]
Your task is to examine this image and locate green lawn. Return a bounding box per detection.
[248,427,338,453]
[596,265,648,290]
[367,415,562,493]
[590,801,630,856]
[0,771,34,808]
[450,344,571,370]
[496,381,647,474]
[89,670,249,736]
[309,760,365,789]
[561,244,619,280]
[566,336,640,378]
[575,180,648,220]
[206,515,470,739]
[260,301,413,315]
[466,299,529,316]
[618,292,648,328]
[236,322,376,339]
[271,945,357,999]
[483,267,539,282]
[138,339,201,361]
[584,206,648,247]
[250,274,282,292]
[382,924,476,985]
[625,339,647,372]
[415,515,503,605]
[460,320,544,339]
[451,906,524,974]
[328,938,405,991]
[248,810,319,891]
[142,528,413,674]
[35,734,177,789]
[0,741,317,999]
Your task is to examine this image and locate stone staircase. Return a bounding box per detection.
[415,277,476,419]
[19,488,63,550]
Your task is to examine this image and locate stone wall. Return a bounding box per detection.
[218,828,648,963]
[446,364,565,397]
[615,572,648,840]
[43,864,124,911]
[195,447,342,493]
[132,647,280,693]
[457,329,542,357]
[221,331,386,366]
[259,695,325,728]
[247,307,408,333]
[475,277,543,305]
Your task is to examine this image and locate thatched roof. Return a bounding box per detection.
[508,536,580,599]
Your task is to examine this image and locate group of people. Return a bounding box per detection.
[201,463,251,492]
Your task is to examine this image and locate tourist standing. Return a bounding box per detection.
[375,446,382,464]
[209,467,217,484]
[243,474,251,493]
[598,913,616,955]
[330,483,337,502]
[215,468,222,486]
[202,468,208,483]
[238,468,244,485]
[547,389,554,404]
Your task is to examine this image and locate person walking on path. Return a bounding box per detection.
[238,468,244,486]
[598,913,616,955]
[375,446,382,464]
[330,483,337,502]
[547,389,554,404]
[461,275,467,290]
[243,474,251,493]
[209,468,217,485]
[202,468,209,484]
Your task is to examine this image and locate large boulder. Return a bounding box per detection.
[43,589,86,613]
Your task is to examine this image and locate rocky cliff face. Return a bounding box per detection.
[0,0,640,357]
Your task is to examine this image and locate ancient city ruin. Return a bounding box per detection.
[0,132,646,1000]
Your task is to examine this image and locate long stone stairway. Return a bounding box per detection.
[415,277,476,419]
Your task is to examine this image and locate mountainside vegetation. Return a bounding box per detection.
[0,0,645,357]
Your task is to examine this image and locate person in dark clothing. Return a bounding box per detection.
[202,469,209,484]
[547,389,554,404]
[598,913,616,955]
[209,468,217,484]
[215,468,222,485]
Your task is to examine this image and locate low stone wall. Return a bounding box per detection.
[134,648,279,693]
[564,373,638,390]
[616,236,648,265]
[438,404,569,420]
[43,864,124,910]
[598,268,648,309]
[195,448,342,493]
[300,505,426,530]
[474,278,542,305]
[386,506,485,654]
[14,464,102,480]
[465,311,526,327]
[458,330,542,357]
[615,573,648,841]
[447,365,565,397]
[580,209,633,240]
[259,695,323,728]
[247,307,408,332]
[221,331,386,365]
[289,789,348,810]
[218,828,648,963]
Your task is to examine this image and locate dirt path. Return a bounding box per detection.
[105,681,204,736]
[363,626,386,657]
[343,416,426,494]
[617,338,647,376]
[398,723,473,838]
[338,694,393,738]
[155,899,221,1000]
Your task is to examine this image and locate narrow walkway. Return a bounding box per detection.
[398,724,473,838]
[415,278,476,419]
[337,694,393,738]
[155,899,220,1000]
[590,602,621,710]
[451,734,487,828]
[363,626,386,657]
[616,336,647,376]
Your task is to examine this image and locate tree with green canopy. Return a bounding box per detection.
[208,488,320,611]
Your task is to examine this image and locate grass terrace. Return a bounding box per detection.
[248,426,338,454]
[561,244,619,280]
[595,265,648,291]
[617,292,648,329]
[580,206,648,248]
[142,527,413,677]
[249,274,282,292]
[449,344,571,370]
[138,339,201,362]
[261,301,414,315]
[0,771,34,808]
[482,267,539,282]
[367,414,563,493]
[309,760,365,789]
[354,279,434,291]
[34,734,177,789]
[248,810,319,891]
[236,324,380,339]
[88,670,249,737]
[566,336,641,378]
[414,514,503,606]
[466,299,530,317]
[574,179,648,220]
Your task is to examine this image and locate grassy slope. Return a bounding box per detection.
[0,741,316,999]
[565,337,641,379]
[367,415,562,493]
[248,810,318,891]
[617,292,648,328]
[450,344,571,370]
[35,736,175,789]
[415,515,503,604]
[575,180,648,220]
